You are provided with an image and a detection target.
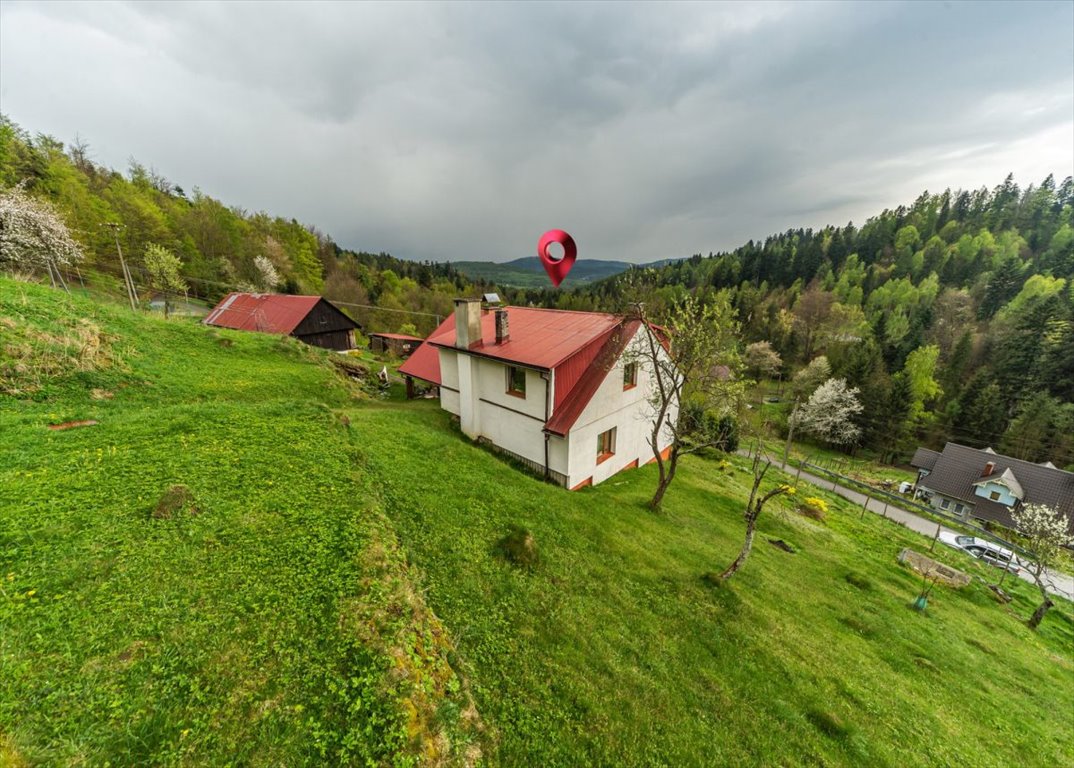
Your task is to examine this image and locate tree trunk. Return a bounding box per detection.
[720,507,759,580]
[1028,597,1054,630]
[648,447,680,512]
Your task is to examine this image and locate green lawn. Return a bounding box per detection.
[0,279,476,766]
[352,404,1074,767]
[3,277,1072,767]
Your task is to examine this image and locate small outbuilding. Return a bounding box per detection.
[368,332,424,357]
[204,292,360,351]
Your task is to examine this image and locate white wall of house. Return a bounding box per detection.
[564,331,676,488]
[436,346,568,478]
[435,325,676,489]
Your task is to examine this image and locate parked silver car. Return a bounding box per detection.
[937,532,1021,574]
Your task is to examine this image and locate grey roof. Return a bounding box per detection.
[917,443,1074,530]
[910,447,941,471]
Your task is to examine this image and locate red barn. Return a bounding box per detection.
[204,293,360,351]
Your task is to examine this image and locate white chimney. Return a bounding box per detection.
[454,298,482,349]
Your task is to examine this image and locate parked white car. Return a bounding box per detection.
[937,532,1021,574]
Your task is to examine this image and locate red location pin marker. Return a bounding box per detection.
[537,229,577,288]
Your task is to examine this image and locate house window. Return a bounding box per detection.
[939,498,950,510]
[623,362,637,390]
[596,427,616,463]
[989,490,1001,501]
[506,366,526,397]
[954,503,965,514]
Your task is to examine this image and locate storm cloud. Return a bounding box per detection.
[1,1,1071,263]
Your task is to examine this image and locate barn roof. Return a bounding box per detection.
[203,293,356,334]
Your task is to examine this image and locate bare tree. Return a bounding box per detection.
[720,455,793,580]
[1011,503,1070,630]
[632,293,743,512]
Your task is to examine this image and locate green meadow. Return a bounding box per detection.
[2,277,1072,766]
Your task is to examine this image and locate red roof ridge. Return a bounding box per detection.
[545,319,642,436]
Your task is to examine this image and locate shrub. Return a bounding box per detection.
[799,496,829,521]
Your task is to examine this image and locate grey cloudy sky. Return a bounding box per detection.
[1,1,1072,263]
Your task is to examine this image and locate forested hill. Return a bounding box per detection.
[0,116,498,335]
[573,176,1074,467]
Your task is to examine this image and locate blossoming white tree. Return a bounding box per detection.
[1011,502,1070,629]
[0,184,84,285]
[793,377,863,446]
[253,255,280,292]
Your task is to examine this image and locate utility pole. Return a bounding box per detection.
[106,222,138,310]
[783,396,800,470]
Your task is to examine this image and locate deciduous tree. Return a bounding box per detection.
[633,293,743,512]
[744,341,781,380]
[793,378,863,446]
[0,184,84,283]
[143,243,188,317]
[1011,503,1070,629]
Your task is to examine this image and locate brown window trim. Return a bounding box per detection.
[596,451,615,465]
[623,362,638,390]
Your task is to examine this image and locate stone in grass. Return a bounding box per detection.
[495,525,539,570]
[152,484,199,520]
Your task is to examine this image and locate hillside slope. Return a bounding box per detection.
[2,278,1073,766]
[0,278,480,765]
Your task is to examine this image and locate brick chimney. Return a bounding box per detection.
[454,298,482,349]
[982,461,995,478]
[495,308,509,344]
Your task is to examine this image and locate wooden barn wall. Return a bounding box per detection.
[292,300,359,337]
[295,329,354,351]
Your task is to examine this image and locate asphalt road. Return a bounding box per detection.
[764,457,1074,601]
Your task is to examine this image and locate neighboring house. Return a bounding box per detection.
[399,298,677,489]
[911,443,1074,533]
[368,332,423,358]
[203,292,359,351]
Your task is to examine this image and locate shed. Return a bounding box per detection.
[368,332,424,358]
[204,292,360,351]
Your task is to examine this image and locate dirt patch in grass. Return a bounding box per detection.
[806,708,851,740]
[839,616,877,639]
[844,571,873,591]
[768,538,796,554]
[965,637,995,656]
[152,485,199,520]
[494,526,539,570]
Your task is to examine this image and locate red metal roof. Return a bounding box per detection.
[400,308,655,438]
[204,292,323,334]
[369,332,424,342]
[429,307,622,369]
[397,315,455,384]
[545,320,642,436]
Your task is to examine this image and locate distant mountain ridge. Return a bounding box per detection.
[451,256,677,288]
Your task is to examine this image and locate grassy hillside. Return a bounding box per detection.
[3,277,1073,766]
[0,279,479,766]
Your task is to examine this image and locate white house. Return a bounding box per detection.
[399,298,677,489]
